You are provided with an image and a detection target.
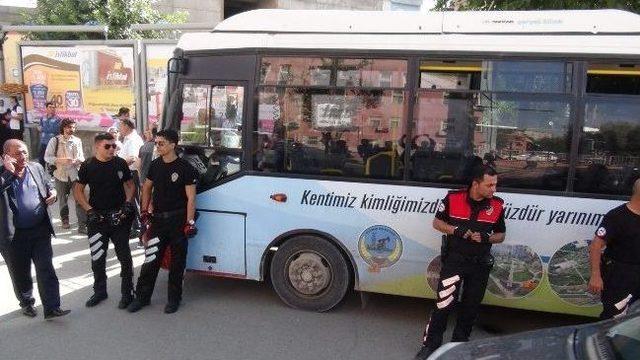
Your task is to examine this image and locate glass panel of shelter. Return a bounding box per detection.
[411,60,573,191]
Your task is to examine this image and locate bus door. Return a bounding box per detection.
[178,81,247,277]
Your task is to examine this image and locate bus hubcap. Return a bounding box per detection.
[288,253,331,296]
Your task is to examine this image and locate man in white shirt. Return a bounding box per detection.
[118,119,144,237]
[44,118,86,232]
[9,96,24,140]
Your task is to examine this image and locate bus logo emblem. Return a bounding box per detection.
[358,225,403,272]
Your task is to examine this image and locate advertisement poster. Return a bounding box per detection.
[145,43,175,125]
[22,45,135,129]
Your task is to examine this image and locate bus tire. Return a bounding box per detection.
[270,235,350,312]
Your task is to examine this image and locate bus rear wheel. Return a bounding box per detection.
[270,235,350,312]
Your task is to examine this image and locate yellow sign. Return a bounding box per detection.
[22,46,135,128]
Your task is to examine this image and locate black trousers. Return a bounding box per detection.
[600,258,640,319]
[0,247,36,307]
[422,252,492,349]
[131,170,141,231]
[6,221,61,312]
[87,218,134,297]
[135,213,188,304]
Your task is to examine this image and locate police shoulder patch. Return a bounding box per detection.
[171,172,179,182]
[596,227,607,238]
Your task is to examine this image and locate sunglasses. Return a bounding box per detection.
[154,141,169,147]
[103,144,117,150]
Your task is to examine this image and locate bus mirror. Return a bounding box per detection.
[168,57,188,74]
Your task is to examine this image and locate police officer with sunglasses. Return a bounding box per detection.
[73,132,136,309]
[127,129,198,314]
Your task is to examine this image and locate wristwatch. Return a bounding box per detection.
[187,219,195,225]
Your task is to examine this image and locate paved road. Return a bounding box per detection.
[0,205,593,360]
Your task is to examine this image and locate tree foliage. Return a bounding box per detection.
[434,0,640,13]
[22,0,187,40]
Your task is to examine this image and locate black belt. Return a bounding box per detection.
[96,209,121,216]
[604,255,640,268]
[447,251,493,265]
[154,208,186,219]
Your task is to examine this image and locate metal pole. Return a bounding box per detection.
[2,24,108,35]
[130,23,215,32]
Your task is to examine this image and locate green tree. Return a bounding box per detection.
[434,0,640,13]
[22,0,187,40]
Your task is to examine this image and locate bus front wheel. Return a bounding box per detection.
[270,235,350,312]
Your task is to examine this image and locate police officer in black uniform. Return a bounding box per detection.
[73,132,136,309]
[127,129,198,314]
[588,178,640,319]
[415,165,506,360]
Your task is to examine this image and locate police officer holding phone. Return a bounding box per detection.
[127,129,198,314]
[73,132,136,309]
[416,165,506,360]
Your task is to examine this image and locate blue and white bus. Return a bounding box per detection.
[161,9,640,317]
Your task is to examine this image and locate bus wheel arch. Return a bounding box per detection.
[261,230,358,312]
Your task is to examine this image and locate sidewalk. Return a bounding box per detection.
[0,199,144,316]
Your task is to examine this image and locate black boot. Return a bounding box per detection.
[414,345,436,360]
[164,301,180,314]
[85,293,108,307]
[118,294,134,309]
[127,298,150,313]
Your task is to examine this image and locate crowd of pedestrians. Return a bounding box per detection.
[0,103,200,320]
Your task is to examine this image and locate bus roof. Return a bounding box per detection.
[177,9,640,55]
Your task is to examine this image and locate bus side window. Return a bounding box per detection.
[179,84,245,191]
[411,59,573,191]
[254,57,408,180]
[574,63,640,195]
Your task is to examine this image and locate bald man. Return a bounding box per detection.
[1,139,70,319]
[588,178,640,319]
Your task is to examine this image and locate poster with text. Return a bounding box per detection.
[145,43,176,126]
[22,45,135,129]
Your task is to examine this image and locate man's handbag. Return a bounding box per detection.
[46,137,59,176]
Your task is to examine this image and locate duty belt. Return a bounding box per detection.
[153,208,186,219]
[447,251,494,266]
[603,255,640,268]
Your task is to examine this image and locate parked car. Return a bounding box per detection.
[514,151,559,162]
[429,300,639,359]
